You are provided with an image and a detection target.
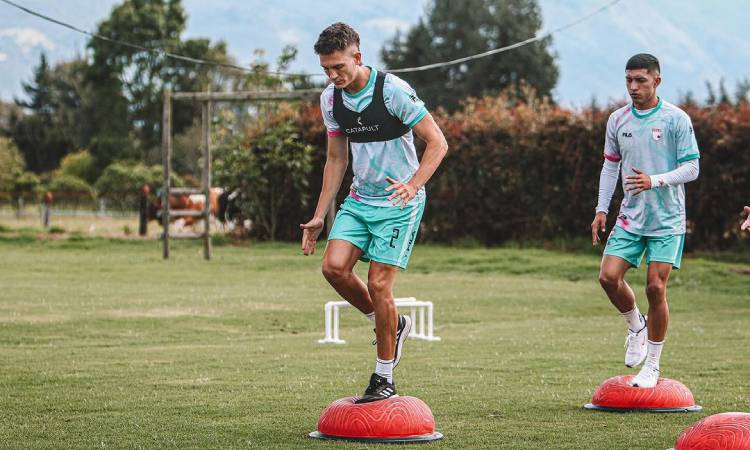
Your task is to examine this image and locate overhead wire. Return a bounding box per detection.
[389,0,623,73]
[0,0,623,77]
[0,0,314,77]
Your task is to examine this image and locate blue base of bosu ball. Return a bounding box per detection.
[308,431,444,444]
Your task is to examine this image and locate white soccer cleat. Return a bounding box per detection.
[630,364,660,388]
[624,316,648,368]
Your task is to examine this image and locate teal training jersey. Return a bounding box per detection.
[604,98,700,236]
[320,67,429,207]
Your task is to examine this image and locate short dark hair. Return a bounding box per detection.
[626,53,660,74]
[314,22,360,55]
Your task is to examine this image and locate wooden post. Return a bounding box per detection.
[42,191,53,228]
[162,89,172,259]
[160,88,321,259]
[201,91,212,260]
[139,184,150,236]
[15,196,23,219]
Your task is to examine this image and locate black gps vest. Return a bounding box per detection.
[332,70,411,143]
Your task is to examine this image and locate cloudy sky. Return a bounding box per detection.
[1,0,748,106]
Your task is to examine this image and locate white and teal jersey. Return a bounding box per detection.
[604,98,700,236]
[320,67,429,207]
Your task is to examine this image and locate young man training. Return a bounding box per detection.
[301,23,448,403]
[591,54,700,388]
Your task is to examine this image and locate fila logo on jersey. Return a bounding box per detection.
[622,131,632,138]
[652,128,662,141]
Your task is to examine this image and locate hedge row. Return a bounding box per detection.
[265,96,750,249]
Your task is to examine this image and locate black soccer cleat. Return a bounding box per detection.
[354,373,398,404]
[393,314,412,368]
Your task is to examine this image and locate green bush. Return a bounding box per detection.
[47,173,96,207]
[0,137,26,200]
[94,161,184,210]
[48,226,65,234]
[58,150,98,184]
[214,121,314,240]
[10,171,42,201]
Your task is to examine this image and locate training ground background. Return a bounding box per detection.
[1,222,749,449]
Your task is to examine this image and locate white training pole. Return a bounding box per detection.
[419,305,426,337]
[333,305,340,342]
[428,303,434,339]
[324,303,332,341]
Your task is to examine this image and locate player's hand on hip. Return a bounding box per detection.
[300,217,324,255]
[741,206,750,231]
[625,168,651,195]
[591,212,607,246]
[385,176,417,209]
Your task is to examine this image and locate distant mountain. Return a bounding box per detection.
[1,0,747,106]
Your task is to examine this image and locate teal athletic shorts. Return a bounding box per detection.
[603,226,685,269]
[328,195,425,269]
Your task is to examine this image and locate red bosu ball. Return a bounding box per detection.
[669,412,750,450]
[309,396,443,443]
[584,375,702,413]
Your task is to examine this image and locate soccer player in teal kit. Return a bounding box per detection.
[301,23,448,402]
[592,54,700,388]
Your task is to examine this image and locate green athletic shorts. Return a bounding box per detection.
[604,225,685,269]
[328,195,425,269]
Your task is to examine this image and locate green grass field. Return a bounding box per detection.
[1,231,749,449]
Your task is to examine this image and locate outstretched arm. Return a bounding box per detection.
[386,113,448,208]
[742,206,750,231]
[300,134,348,255]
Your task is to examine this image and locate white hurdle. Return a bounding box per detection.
[318,297,441,344]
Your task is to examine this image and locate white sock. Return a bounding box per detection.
[375,358,394,383]
[621,307,645,332]
[645,340,664,369]
[365,311,375,323]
